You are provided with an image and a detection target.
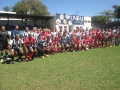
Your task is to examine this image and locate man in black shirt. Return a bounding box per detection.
[0,25,10,62]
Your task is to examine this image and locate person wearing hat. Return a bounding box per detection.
[0,25,10,63]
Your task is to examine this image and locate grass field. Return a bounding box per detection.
[0,46,120,90]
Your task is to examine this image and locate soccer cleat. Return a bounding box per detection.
[41,56,44,58]
[11,61,15,64]
[73,50,75,52]
[86,48,89,50]
[26,59,29,62]
[45,55,49,57]
[0,59,3,63]
[19,59,21,62]
[6,58,10,60]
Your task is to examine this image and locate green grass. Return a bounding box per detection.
[0,47,120,90]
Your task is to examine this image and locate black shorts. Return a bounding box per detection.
[11,47,21,52]
[26,46,33,50]
[0,44,8,50]
[37,47,42,52]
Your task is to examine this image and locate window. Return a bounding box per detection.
[88,21,91,23]
[84,20,87,23]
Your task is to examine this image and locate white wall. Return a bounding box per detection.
[46,17,56,29]
[84,17,91,29]
[56,24,69,31]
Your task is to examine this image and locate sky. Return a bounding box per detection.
[0,0,120,16]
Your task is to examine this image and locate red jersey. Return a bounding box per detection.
[55,37,60,44]
[82,39,86,44]
[24,37,35,47]
[76,38,81,44]
[89,31,92,37]
[72,37,77,44]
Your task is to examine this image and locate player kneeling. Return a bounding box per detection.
[8,34,24,64]
[24,34,36,61]
[36,34,49,58]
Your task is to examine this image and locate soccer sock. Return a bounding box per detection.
[11,55,14,61]
[25,54,28,60]
[32,52,36,59]
[19,54,22,59]
[1,53,3,59]
[5,52,8,58]
[30,52,33,58]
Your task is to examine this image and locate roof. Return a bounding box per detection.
[0,13,54,20]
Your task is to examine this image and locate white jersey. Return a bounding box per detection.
[9,39,24,48]
[31,32,40,40]
[51,32,57,38]
[22,31,30,38]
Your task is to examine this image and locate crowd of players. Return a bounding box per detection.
[0,25,120,64]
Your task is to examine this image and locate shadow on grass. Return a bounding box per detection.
[2,58,25,64]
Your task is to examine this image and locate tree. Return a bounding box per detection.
[98,10,113,23]
[91,15,107,24]
[12,0,49,15]
[3,6,11,11]
[112,5,120,20]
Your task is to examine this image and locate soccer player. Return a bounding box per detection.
[36,34,49,58]
[24,33,36,61]
[11,25,22,39]
[8,34,24,64]
[0,25,10,62]
[22,27,30,40]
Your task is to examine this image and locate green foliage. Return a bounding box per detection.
[3,6,11,11]
[0,47,120,90]
[112,5,120,20]
[92,15,107,24]
[98,10,114,22]
[12,0,49,15]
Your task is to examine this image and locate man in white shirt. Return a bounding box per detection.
[8,34,24,64]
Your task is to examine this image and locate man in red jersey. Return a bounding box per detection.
[24,33,36,61]
[72,35,77,52]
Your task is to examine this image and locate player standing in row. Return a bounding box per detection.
[22,27,31,40]
[11,25,22,39]
[0,25,10,62]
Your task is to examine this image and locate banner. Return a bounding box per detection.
[56,13,84,25]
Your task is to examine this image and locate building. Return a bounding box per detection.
[55,13,91,31]
[0,11,91,31]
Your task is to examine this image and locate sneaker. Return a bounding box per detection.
[73,50,75,52]
[6,58,10,60]
[41,56,44,58]
[11,61,15,64]
[29,58,32,61]
[19,59,21,62]
[86,48,89,50]
[26,59,29,62]
[0,59,3,63]
[45,55,49,57]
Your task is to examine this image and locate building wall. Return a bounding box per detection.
[46,17,56,29]
[84,17,91,29]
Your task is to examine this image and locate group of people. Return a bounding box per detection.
[0,25,120,64]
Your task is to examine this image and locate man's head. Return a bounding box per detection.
[33,27,37,32]
[15,25,19,30]
[38,34,43,40]
[25,27,29,32]
[28,33,33,38]
[15,34,20,40]
[1,25,5,31]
